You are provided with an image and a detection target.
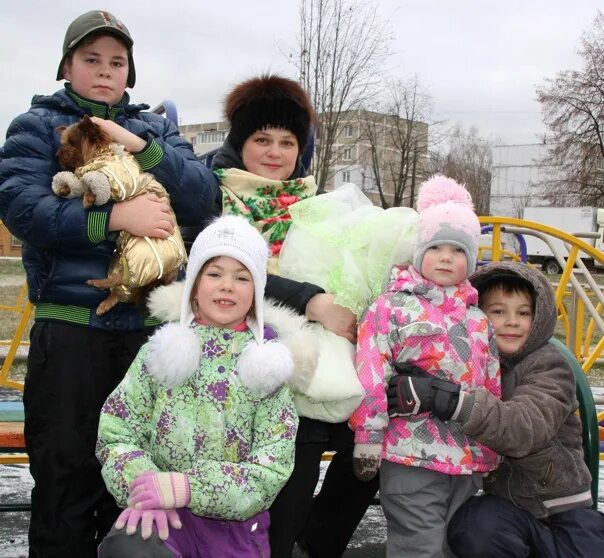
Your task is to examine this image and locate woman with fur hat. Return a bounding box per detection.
[96,215,298,557]
[211,74,380,558]
[349,175,502,557]
[212,73,318,274]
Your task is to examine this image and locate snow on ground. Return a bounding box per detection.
[2,460,604,557]
[2,390,603,556]
[0,462,387,558]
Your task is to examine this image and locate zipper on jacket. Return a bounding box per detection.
[507,465,519,507]
[540,461,554,486]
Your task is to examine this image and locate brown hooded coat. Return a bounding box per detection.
[461,262,592,518]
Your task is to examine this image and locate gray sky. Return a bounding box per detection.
[0,0,601,146]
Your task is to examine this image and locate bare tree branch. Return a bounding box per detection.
[358,76,432,208]
[430,125,493,215]
[536,11,604,206]
[295,0,392,189]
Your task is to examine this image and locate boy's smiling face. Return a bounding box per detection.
[481,287,534,356]
[63,35,129,105]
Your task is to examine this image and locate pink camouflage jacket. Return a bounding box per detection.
[349,265,501,475]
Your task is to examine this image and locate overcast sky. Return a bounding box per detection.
[1,1,601,146]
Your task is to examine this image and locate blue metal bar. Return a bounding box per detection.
[150,100,178,126]
[480,225,528,263]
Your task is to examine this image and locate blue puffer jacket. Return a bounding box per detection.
[0,87,221,330]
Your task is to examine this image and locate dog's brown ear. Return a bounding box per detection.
[79,115,111,146]
[79,115,96,133]
[56,125,67,135]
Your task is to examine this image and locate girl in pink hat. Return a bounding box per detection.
[349,175,502,558]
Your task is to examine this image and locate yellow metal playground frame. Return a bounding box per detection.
[0,283,31,391]
[479,216,604,462]
[478,216,604,374]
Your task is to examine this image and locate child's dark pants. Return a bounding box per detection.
[448,494,604,558]
[24,322,152,558]
[269,417,379,557]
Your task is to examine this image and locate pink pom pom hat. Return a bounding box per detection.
[412,174,481,277]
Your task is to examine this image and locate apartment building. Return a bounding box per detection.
[180,109,429,208]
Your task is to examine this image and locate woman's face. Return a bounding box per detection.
[241,128,299,181]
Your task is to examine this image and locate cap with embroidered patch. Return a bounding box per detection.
[57,10,135,88]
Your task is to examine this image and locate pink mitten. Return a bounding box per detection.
[128,471,191,510]
[115,507,182,540]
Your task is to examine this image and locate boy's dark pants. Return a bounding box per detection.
[448,494,604,558]
[24,322,151,558]
[269,417,379,558]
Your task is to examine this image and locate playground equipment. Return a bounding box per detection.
[479,216,604,374]
[0,284,30,391]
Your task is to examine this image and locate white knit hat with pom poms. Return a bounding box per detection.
[146,215,293,394]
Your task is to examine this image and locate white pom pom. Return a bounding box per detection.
[146,323,201,386]
[147,281,185,322]
[238,340,294,396]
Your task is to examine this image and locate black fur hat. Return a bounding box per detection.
[224,74,315,152]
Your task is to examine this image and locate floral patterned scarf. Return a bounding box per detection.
[216,167,317,273]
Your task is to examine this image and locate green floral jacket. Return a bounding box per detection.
[96,324,298,520]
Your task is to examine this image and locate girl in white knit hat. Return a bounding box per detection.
[349,175,502,558]
[96,215,297,557]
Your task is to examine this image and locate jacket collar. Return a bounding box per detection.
[63,83,129,120]
[30,86,149,120]
[387,265,478,317]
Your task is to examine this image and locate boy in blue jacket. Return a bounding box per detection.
[0,10,219,557]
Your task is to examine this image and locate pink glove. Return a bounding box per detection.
[115,507,182,540]
[128,471,191,510]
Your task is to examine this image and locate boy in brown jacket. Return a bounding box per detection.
[388,261,604,557]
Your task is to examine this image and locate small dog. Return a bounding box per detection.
[53,115,187,316]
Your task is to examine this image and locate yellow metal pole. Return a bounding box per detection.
[491,224,502,262]
[0,300,31,391]
[574,296,585,360]
[582,336,604,374]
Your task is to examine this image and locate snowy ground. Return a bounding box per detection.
[0,462,386,558]
[2,390,603,557]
